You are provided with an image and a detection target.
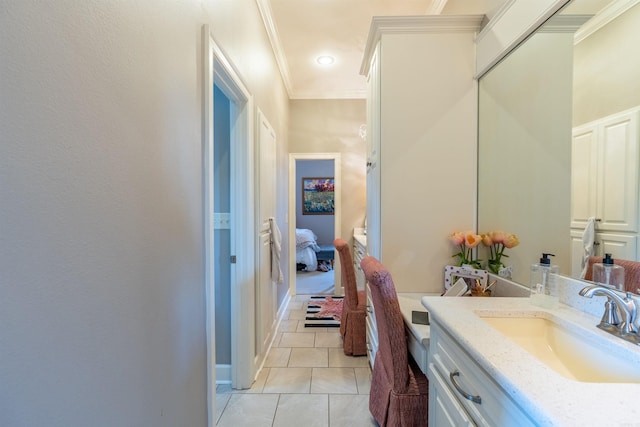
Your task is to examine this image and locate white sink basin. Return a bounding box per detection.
[479,314,640,383]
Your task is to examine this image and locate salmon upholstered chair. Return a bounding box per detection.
[334,238,367,356]
[585,256,640,294]
[361,256,429,426]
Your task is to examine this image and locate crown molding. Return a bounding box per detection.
[538,14,593,33]
[255,0,293,98]
[360,15,484,76]
[574,0,639,44]
[475,0,517,44]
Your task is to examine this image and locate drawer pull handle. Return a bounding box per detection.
[449,370,482,404]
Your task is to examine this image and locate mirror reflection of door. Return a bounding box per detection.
[295,159,335,295]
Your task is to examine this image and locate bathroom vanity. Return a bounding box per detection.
[422,294,640,426]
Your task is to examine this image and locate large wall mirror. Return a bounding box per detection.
[478,0,640,286]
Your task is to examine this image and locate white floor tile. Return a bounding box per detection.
[263,367,312,393]
[244,368,270,394]
[288,348,328,367]
[314,332,342,347]
[271,332,283,347]
[296,322,328,333]
[216,384,233,394]
[279,332,316,348]
[311,368,358,394]
[216,394,279,427]
[287,308,307,320]
[328,348,370,367]
[279,319,299,332]
[264,348,291,367]
[355,367,372,394]
[287,300,304,310]
[273,394,329,427]
[329,394,378,427]
[215,393,231,424]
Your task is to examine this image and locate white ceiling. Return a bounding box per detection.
[258,0,507,99]
[258,0,615,100]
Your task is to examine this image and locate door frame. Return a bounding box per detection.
[288,153,342,296]
[203,25,255,425]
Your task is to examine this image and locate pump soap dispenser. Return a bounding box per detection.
[593,253,625,292]
[530,253,560,308]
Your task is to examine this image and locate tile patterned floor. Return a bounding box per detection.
[216,295,378,426]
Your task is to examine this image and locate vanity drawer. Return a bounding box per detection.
[406,327,428,375]
[428,363,475,427]
[431,326,536,427]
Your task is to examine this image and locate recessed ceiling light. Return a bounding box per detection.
[316,55,335,65]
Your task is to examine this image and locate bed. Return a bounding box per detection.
[296,228,337,272]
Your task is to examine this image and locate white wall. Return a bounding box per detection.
[573,3,640,125]
[288,99,367,245]
[0,1,289,425]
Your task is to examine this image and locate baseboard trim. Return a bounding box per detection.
[216,364,231,384]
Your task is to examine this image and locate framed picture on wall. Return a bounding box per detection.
[302,177,335,215]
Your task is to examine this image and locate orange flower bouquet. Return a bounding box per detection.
[481,231,520,274]
[449,231,482,269]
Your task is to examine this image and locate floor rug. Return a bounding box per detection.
[304,296,344,328]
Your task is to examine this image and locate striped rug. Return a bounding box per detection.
[304,296,344,328]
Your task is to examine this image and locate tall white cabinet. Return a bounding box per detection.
[361,16,482,292]
[570,107,640,276]
[360,16,483,366]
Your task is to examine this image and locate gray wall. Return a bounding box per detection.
[0,0,290,425]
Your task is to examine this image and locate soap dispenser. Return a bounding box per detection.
[592,253,625,292]
[530,253,560,308]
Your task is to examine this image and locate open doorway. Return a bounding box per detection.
[295,160,335,294]
[288,153,342,297]
[203,26,256,414]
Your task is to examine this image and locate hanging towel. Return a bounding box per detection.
[580,216,596,279]
[269,217,284,284]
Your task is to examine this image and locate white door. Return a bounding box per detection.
[570,124,597,229]
[255,110,277,374]
[597,232,637,261]
[597,110,639,232]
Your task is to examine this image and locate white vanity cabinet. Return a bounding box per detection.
[352,230,366,291]
[365,282,378,368]
[570,107,640,273]
[428,320,536,427]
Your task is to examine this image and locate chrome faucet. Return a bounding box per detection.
[579,284,639,344]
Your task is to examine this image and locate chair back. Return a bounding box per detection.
[360,256,409,392]
[334,238,358,309]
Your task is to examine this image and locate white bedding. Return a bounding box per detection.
[296,228,321,272]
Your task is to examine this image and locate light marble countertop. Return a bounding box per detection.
[421,296,640,426]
